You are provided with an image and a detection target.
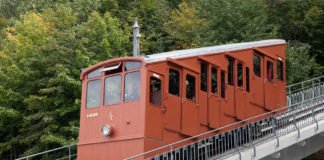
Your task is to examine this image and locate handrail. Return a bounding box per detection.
[126,92,324,160]
[15,143,77,160]
[286,75,324,88]
[286,76,324,95]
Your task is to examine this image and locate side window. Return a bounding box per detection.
[277,59,284,81]
[86,79,102,108]
[104,75,121,105]
[227,58,234,85]
[88,68,102,79]
[125,61,141,71]
[253,55,261,77]
[103,63,122,75]
[221,71,225,98]
[124,71,140,102]
[186,74,196,101]
[169,69,180,96]
[267,61,274,81]
[150,77,162,106]
[211,67,218,94]
[237,63,243,87]
[200,62,208,92]
[246,67,250,92]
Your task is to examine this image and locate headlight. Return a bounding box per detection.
[101,124,112,136]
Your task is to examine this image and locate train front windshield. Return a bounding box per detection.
[86,61,141,109]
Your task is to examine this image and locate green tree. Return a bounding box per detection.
[164,2,207,49]
[0,4,130,159]
[286,41,322,84]
[197,0,277,46]
[267,0,324,65]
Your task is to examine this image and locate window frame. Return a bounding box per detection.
[124,61,141,71]
[87,68,102,79]
[237,63,243,88]
[277,59,284,81]
[124,70,141,103]
[253,54,261,77]
[149,76,162,107]
[186,74,196,102]
[246,67,250,92]
[221,71,226,99]
[227,57,234,86]
[168,68,180,96]
[200,62,208,92]
[266,60,274,81]
[86,79,102,109]
[104,74,122,106]
[211,67,218,94]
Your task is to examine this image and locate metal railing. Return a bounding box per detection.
[15,143,77,160]
[287,76,324,106]
[126,77,324,160]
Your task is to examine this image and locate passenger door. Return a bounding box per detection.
[276,57,286,108]
[199,62,209,126]
[224,57,235,117]
[181,69,199,136]
[165,67,182,132]
[146,71,164,140]
[264,56,277,110]
[208,66,221,128]
[251,53,264,107]
[235,62,246,120]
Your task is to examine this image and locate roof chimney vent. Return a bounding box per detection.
[133,18,141,56]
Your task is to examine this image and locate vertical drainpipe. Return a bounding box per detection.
[133,18,141,56]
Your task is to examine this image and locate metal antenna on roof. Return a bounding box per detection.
[133,18,141,56]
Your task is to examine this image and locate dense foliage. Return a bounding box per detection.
[0,0,323,159]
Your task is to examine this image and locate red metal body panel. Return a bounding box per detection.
[77,42,286,159]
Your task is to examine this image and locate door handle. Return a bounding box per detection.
[161,107,167,113]
[182,97,186,103]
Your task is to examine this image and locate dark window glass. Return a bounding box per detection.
[104,63,122,75]
[125,61,141,71]
[200,63,208,92]
[211,67,218,94]
[86,79,102,108]
[277,60,284,81]
[267,61,274,81]
[88,68,102,79]
[104,75,121,105]
[124,71,140,102]
[227,58,234,85]
[186,74,196,101]
[246,68,250,92]
[169,69,180,96]
[237,63,243,87]
[150,77,162,106]
[221,71,225,98]
[253,55,261,77]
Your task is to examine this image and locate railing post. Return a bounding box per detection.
[301,82,305,105]
[233,131,241,160]
[248,125,256,157]
[288,86,292,106]
[69,145,71,160]
[311,96,319,132]
[170,146,173,160]
[293,111,300,138]
[312,80,315,99]
[271,116,279,147]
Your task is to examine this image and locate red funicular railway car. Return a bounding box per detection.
[78,39,286,160]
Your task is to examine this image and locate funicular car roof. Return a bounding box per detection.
[81,39,286,79]
[143,39,286,63]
